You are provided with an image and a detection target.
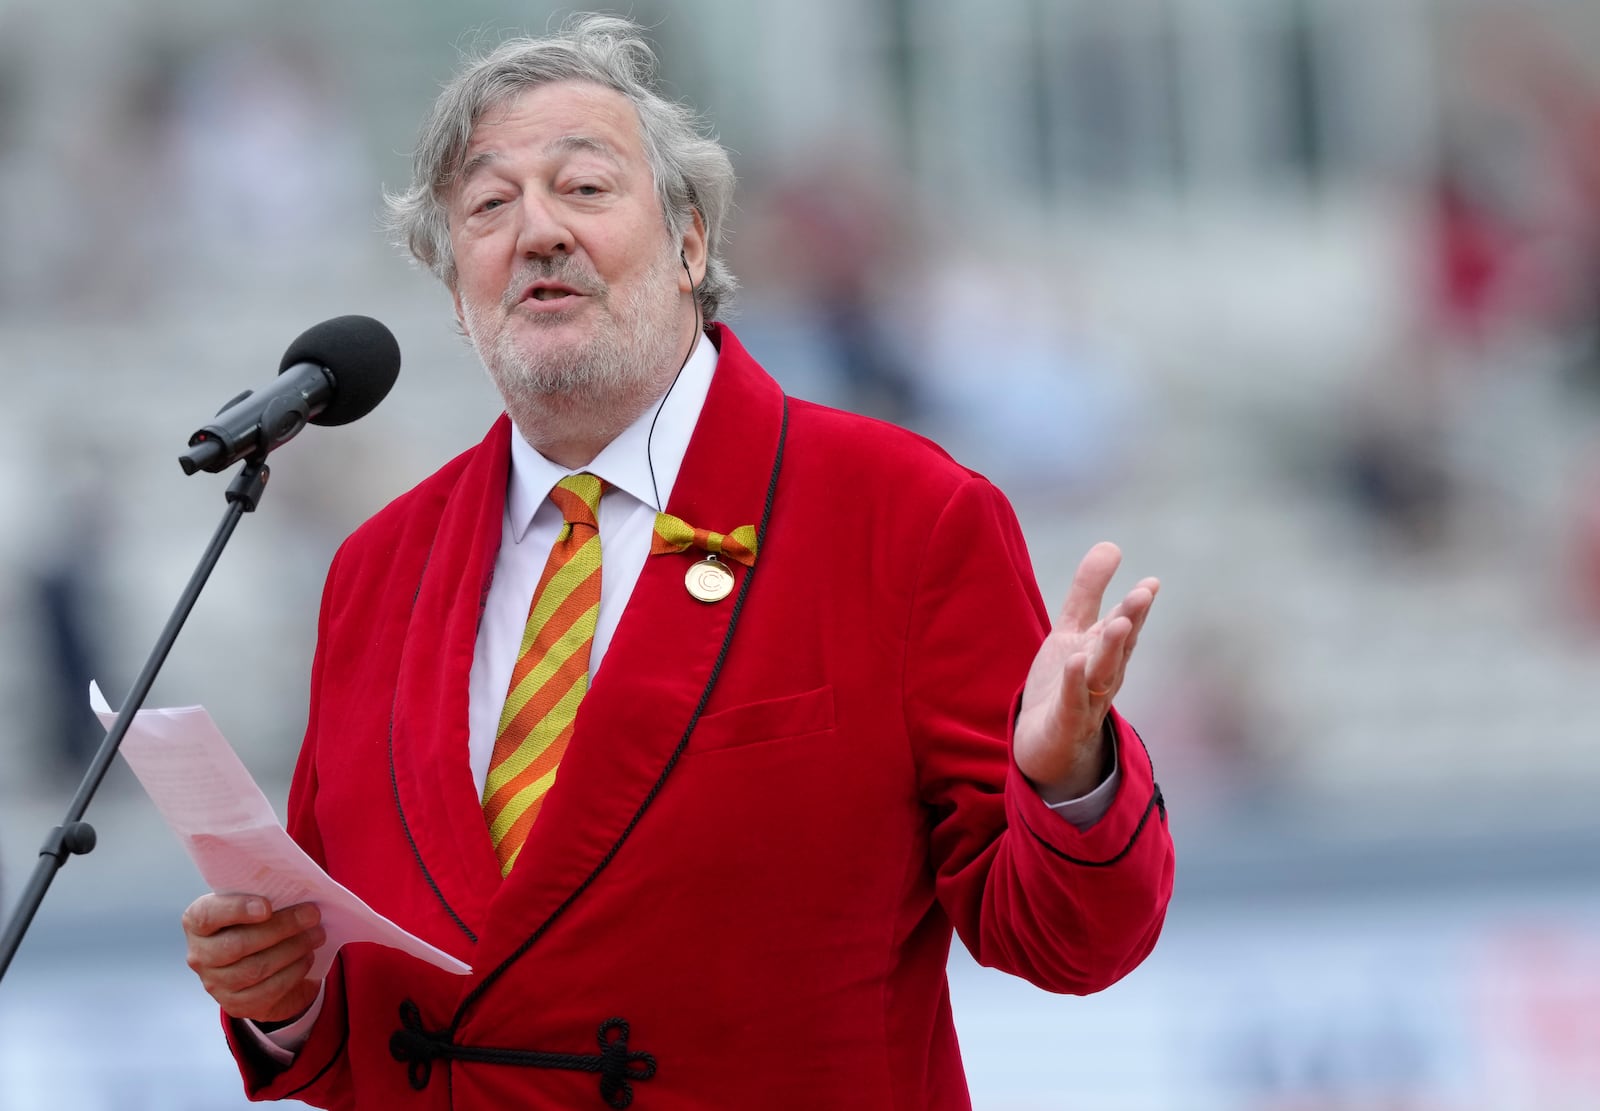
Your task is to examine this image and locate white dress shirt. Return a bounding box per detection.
[466,334,719,792]
[253,332,1118,1060]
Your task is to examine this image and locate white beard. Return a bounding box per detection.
[462,243,685,428]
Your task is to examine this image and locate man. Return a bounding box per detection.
[182,15,1173,1109]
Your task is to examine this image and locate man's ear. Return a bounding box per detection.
[678,209,708,293]
[451,285,467,333]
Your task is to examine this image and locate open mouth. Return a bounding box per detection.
[519,280,587,305]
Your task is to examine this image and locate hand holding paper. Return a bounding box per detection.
[91,683,470,981]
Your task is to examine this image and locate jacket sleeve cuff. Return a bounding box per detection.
[224,954,349,1100]
[1008,707,1164,866]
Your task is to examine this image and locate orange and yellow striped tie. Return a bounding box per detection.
[482,473,606,875]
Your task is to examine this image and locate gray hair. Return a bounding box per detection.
[383,14,738,320]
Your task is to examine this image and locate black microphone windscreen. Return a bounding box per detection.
[279,315,402,427]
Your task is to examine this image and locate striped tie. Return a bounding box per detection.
[482,473,606,875]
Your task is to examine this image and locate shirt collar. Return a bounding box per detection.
[506,332,718,542]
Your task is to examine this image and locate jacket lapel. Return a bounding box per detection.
[474,326,787,971]
[389,416,514,944]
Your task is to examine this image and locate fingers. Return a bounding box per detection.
[1120,578,1159,666]
[183,896,325,1022]
[1069,576,1160,704]
[200,919,327,994]
[224,952,322,1021]
[1051,549,1160,720]
[1059,542,1122,631]
[1107,577,1159,648]
[210,927,328,1017]
[1079,615,1133,699]
[182,892,273,938]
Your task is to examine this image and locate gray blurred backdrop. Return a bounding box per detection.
[3,1,1600,1108]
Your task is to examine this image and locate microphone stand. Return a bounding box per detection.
[0,454,272,984]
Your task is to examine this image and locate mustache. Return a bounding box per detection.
[500,257,606,310]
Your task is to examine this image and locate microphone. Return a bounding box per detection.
[178,315,401,475]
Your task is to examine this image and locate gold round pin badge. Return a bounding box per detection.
[686,557,735,603]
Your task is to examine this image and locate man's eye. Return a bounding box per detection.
[475,197,506,213]
[572,184,603,197]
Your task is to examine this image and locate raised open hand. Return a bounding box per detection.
[1014,542,1159,803]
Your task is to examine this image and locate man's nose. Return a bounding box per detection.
[514,194,573,258]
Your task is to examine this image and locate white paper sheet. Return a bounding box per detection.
[91,682,470,979]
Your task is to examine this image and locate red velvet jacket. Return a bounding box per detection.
[229,326,1173,1109]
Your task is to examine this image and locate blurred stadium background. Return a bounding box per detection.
[3,0,1599,1107]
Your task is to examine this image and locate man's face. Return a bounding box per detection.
[447,80,698,408]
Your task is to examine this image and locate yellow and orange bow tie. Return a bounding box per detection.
[650,512,758,565]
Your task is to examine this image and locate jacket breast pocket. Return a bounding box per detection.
[685,685,836,756]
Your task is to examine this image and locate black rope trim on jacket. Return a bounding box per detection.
[390,1001,655,1109]
[388,545,479,945]
[1019,783,1165,868]
[442,396,789,1041]
[1018,720,1167,868]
